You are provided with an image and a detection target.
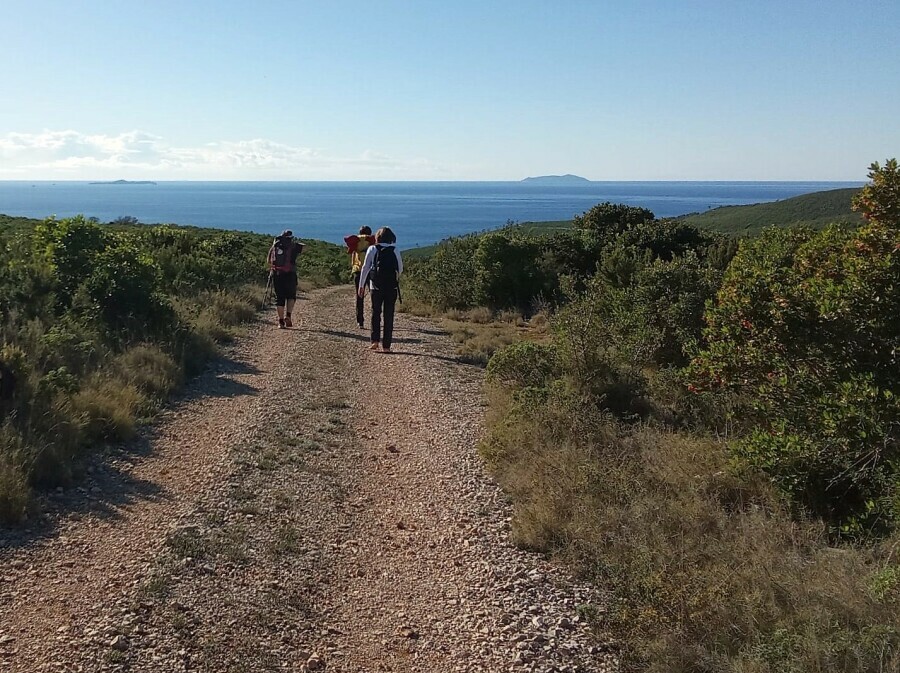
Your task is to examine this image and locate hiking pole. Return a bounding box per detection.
[262,271,273,308]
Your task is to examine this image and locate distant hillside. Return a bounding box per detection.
[521,174,590,185]
[372,188,867,262]
[678,187,863,235]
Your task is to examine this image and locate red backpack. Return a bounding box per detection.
[269,237,296,273]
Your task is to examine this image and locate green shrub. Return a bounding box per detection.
[573,201,655,238]
[78,234,174,336]
[630,254,722,367]
[474,232,549,311]
[690,214,900,534]
[33,215,107,303]
[486,341,559,389]
[410,235,480,310]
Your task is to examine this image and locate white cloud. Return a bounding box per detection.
[0,130,450,179]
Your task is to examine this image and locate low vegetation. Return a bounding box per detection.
[678,187,864,235]
[0,214,344,523]
[409,160,900,671]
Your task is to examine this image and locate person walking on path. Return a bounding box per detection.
[343,226,376,329]
[267,229,304,328]
[357,227,402,353]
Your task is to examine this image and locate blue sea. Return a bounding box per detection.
[0,181,863,249]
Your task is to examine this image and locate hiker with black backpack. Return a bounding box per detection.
[357,226,403,353]
[267,229,304,328]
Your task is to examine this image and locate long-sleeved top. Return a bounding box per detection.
[358,243,403,292]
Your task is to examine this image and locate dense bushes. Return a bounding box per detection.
[477,161,900,670]
[689,164,900,536]
[407,213,722,317]
[0,215,344,523]
[482,384,900,672]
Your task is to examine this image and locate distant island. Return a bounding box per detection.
[89,179,157,185]
[521,174,590,185]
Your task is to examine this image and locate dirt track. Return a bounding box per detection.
[0,286,613,673]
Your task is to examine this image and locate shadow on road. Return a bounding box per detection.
[384,350,483,368]
[0,353,260,552]
[317,329,423,345]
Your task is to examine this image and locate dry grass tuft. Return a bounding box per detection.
[482,385,900,672]
[114,344,182,401]
[0,451,29,524]
[72,376,145,443]
[466,306,494,324]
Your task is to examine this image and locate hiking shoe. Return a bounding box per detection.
[278,318,286,329]
[369,342,380,350]
[382,347,392,354]
[284,315,293,328]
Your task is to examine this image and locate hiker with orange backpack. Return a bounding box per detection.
[267,229,303,329]
[344,226,377,329]
[357,227,403,353]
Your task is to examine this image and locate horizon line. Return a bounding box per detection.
[0,178,867,184]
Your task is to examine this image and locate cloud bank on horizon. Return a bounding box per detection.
[0,130,447,180]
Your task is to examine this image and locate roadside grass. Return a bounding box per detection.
[0,444,29,523]
[0,275,319,524]
[401,300,550,366]
[482,385,900,672]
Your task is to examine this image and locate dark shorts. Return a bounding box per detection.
[273,271,297,306]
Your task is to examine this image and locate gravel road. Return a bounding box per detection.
[0,286,616,673]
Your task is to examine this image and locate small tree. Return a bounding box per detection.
[573,202,655,240]
[852,158,900,224]
[33,216,108,305]
[689,160,900,535]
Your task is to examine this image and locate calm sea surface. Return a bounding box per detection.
[0,181,862,249]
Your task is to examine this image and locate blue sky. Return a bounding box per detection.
[1,0,897,180]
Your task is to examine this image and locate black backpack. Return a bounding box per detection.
[371,245,399,291]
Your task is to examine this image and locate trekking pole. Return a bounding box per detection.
[262,270,273,308]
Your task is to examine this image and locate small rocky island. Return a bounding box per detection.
[520,174,590,185]
[89,179,157,185]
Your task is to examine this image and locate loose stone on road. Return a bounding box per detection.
[0,286,614,673]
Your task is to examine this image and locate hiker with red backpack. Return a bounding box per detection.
[343,226,377,329]
[267,229,303,328]
[357,226,403,353]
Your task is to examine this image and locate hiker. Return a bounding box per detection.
[357,226,403,353]
[343,226,377,329]
[267,229,303,328]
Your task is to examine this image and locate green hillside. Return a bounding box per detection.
[403,220,571,260]
[405,189,863,262]
[678,187,863,235]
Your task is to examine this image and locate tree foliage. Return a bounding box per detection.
[690,164,900,534]
[853,158,900,224]
[573,201,655,239]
